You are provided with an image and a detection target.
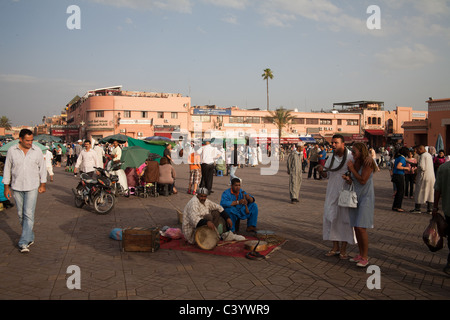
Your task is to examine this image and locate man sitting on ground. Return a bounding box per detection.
[182,188,244,246]
[220,178,258,233]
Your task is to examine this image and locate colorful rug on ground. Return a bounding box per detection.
[159,235,286,259]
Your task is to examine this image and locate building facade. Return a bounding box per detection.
[403,98,450,153]
[66,86,191,143]
[59,87,429,148]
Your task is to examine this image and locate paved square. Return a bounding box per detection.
[0,161,449,300]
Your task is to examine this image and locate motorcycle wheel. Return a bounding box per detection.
[73,186,85,208]
[93,192,115,214]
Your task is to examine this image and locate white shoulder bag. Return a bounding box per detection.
[338,182,358,208]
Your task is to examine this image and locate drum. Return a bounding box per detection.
[195,225,219,250]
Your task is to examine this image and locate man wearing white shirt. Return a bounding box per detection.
[93,143,105,169]
[74,140,101,177]
[111,140,122,163]
[197,139,220,194]
[44,147,54,182]
[3,129,47,253]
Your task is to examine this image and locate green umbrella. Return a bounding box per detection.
[0,139,48,156]
[34,134,62,143]
[127,137,166,163]
[99,134,129,144]
[120,146,151,169]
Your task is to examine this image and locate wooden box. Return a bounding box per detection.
[122,227,160,252]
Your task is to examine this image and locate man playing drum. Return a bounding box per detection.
[182,188,244,248]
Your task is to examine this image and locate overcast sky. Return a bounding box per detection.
[1,0,449,126]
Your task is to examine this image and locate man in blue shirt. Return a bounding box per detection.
[220,178,258,232]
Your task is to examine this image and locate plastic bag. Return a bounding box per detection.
[423,213,448,252]
[162,228,183,239]
[109,228,123,240]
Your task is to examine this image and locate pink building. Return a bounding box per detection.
[63,87,430,148]
[403,98,450,153]
[427,98,450,153]
[66,86,191,143]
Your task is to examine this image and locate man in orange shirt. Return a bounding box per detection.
[188,149,201,195]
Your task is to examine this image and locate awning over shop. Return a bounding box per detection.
[299,136,317,144]
[365,129,385,136]
[253,137,300,144]
[154,132,172,139]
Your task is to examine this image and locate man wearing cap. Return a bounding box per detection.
[182,187,240,246]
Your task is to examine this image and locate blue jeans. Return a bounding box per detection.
[13,189,38,247]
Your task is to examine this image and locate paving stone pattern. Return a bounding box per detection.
[0,162,449,300]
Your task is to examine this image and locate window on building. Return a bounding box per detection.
[262,117,273,124]
[123,111,131,118]
[229,116,244,123]
[347,120,358,126]
[372,117,377,125]
[337,119,342,125]
[292,118,305,124]
[368,117,372,124]
[245,117,260,123]
[141,111,148,118]
[387,119,394,134]
[378,117,381,125]
[306,118,319,125]
[191,115,211,122]
[320,119,332,125]
[95,111,104,118]
[157,112,164,119]
[171,112,178,119]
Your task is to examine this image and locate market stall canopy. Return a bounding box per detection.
[120,146,151,170]
[365,129,385,136]
[127,137,166,163]
[0,139,47,156]
[99,134,129,144]
[34,134,62,143]
[299,136,317,144]
[144,135,176,146]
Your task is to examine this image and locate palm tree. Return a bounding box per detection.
[0,116,12,130]
[261,68,274,111]
[266,107,295,146]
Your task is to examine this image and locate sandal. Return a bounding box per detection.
[325,250,340,257]
[339,253,349,260]
[392,208,404,212]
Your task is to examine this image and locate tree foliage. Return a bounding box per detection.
[0,116,12,130]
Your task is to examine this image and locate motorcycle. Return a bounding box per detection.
[105,161,129,198]
[72,170,116,214]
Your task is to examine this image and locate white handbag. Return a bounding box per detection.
[338,183,358,208]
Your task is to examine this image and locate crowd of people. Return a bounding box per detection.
[1,130,449,276]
